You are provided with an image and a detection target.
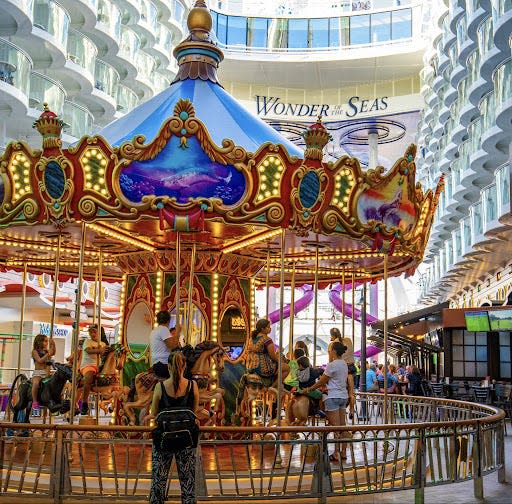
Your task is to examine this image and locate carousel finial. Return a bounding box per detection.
[33,103,64,151]
[172,0,224,85]
[302,117,332,161]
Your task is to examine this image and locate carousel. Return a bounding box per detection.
[0,1,443,429]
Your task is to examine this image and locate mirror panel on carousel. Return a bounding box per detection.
[125,301,153,357]
[169,303,207,347]
[219,306,248,362]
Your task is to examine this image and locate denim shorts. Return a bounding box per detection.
[324,397,348,411]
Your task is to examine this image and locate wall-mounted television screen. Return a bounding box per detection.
[488,309,512,331]
[465,311,490,331]
[226,345,243,360]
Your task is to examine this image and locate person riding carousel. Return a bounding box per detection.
[79,324,108,415]
[245,319,289,387]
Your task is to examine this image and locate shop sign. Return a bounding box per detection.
[34,322,71,339]
[255,95,388,119]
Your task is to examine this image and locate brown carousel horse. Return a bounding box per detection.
[73,343,128,411]
[123,341,226,426]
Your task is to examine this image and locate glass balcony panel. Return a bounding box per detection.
[116,84,138,112]
[490,0,512,22]
[310,18,329,48]
[468,117,482,153]
[173,0,185,26]
[477,17,493,56]
[216,13,227,44]
[371,11,390,42]
[497,164,510,208]
[67,29,97,76]
[350,14,370,45]
[288,18,308,48]
[471,201,483,240]
[156,24,173,49]
[152,73,169,93]
[62,100,93,139]
[33,0,70,48]
[494,60,512,108]
[483,183,497,225]
[480,91,496,132]
[147,1,158,31]
[135,52,155,80]
[97,0,121,40]
[226,15,247,45]
[391,8,411,39]
[247,17,268,47]
[268,18,289,49]
[120,26,141,60]
[0,38,32,96]
[462,216,471,251]
[94,59,119,97]
[456,15,466,53]
[454,229,462,259]
[29,72,66,114]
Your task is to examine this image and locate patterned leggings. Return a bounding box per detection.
[149,445,196,504]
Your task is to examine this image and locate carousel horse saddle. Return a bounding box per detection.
[76,373,118,388]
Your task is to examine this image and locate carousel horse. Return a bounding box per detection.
[286,391,319,426]
[123,341,226,426]
[9,363,73,423]
[73,343,128,409]
[235,373,279,427]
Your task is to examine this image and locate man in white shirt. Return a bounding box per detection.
[151,311,179,378]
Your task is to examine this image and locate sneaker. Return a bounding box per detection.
[32,401,40,410]
[80,403,89,415]
[316,409,326,418]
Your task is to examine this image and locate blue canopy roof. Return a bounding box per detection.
[97,74,302,158]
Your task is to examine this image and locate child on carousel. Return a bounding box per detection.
[79,324,108,415]
[31,333,56,411]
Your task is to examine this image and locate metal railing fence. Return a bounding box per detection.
[0,393,505,503]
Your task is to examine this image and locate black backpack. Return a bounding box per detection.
[153,382,199,453]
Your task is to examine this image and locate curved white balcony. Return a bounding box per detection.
[480,90,509,166]
[28,71,66,115]
[2,0,34,37]
[57,29,97,97]
[145,23,174,69]
[131,51,156,100]
[490,0,512,51]
[115,83,139,114]
[152,0,171,24]
[57,0,97,30]
[466,3,489,41]
[115,0,141,25]
[496,163,511,225]
[134,0,158,46]
[494,59,512,133]
[62,100,94,140]
[29,0,70,69]
[79,58,118,120]
[93,0,121,56]
[116,25,140,80]
[0,38,31,116]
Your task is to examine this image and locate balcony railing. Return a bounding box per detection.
[97,0,121,40]
[67,29,97,77]
[29,71,66,114]
[33,0,70,48]
[94,59,119,98]
[119,25,140,61]
[0,38,32,97]
[116,84,139,112]
[62,100,94,139]
[0,394,505,502]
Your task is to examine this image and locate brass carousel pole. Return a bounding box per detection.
[351,271,356,347]
[383,254,389,424]
[277,230,286,428]
[265,249,271,319]
[341,266,346,340]
[15,261,28,376]
[312,244,320,367]
[92,270,98,326]
[185,242,196,345]
[69,222,87,424]
[96,249,103,423]
[288,262,296,357]
[175,231,181,341]
[49,233,62,344]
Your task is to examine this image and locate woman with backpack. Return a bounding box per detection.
[146,350,200,504]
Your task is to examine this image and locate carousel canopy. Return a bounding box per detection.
[0,0,443,285]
